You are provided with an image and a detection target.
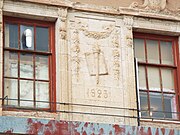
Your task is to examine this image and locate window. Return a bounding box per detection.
[3,17,55,111]
[134,33,179,120]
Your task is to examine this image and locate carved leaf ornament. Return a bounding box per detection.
[130,0,167,11]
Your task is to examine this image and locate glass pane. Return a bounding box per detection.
[36,81,49,108]
[5,23,18,48]
[138,66,147,90]
[20,25,34,50]
[140,92,148,117]
[147,40,159,64]
[4,52,18,77]
[148,67,161,91]
[150,93,163,118]
[20,54,33,79]
[36,27,49,52]
[4,78,18,106]
[161,69,174,92]
[134,38,145,62]
[161,41,173,65]
[35,55,49,80]
[20,80,33,107]
[164,94,177,119]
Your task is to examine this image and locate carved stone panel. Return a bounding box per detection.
[69,16,121,101]
[68,13,137,125]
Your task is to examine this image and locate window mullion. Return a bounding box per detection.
[144,39,148,63]
[145,65,151,117]
[144,39,151,117]
[158,40,165,118]
[33,54,36,108]
[33,26,36,108]
[159,67,165,118]
[158,40,162,64]
[18,24,20,107]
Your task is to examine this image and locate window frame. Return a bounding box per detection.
[2,16,56,112]
[134,32,180,120]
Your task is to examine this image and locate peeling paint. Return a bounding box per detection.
[0,116,179,135]
[113,125,125,134]
[4,128,13,134]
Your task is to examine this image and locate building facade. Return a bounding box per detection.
[0,0,180,134]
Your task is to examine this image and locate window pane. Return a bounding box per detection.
[36,27,49,52]
[134,38,145,62]
[147,67,161,91]
[149,93,164,118]
[20,54,33,79]
[164,94,177,119]
[147,40,159,64]
[161,41,173,65]
[5,24,18,48]
[4,78,18,106]
[161,69,174,92]
[20,80,33,107]
[140,92,148,117]
[20,25,34,50]
[36,81,49,108]
[138,66,147,90]
[35,55,49,80]
[4,52,18,77]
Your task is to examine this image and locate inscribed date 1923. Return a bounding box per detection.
[86,87,111,100]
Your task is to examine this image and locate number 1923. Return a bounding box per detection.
[88,88,109,99]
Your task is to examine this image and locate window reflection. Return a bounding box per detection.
[4,52,18,78]
[147,40,159,64]
[20,25,34,50]
[36,81,49,108]
[35,55,49,80]
[20,53,33,79]
[5,23,18,48]
[4,78,18,106]
[36,27,49,52]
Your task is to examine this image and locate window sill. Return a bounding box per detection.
[2,105,52,112]
[2,110,58,120]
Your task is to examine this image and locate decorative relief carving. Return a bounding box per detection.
[123,17,133,47]
[71,18,119,84]
[81,25,114,39]
[58,8,68,20]
[75,19,117,84]
[76,19,115,40]
[130,0,167,11]
[113,51,120,80]
[126,27,133,47]
[123,16,133,26]
[112,35,119,48]
[71,29,81,81]
[58,8,68,40]
[85,44,108,84]
[112,29,120,82]
[59,22,67,39]
[129,0,180,18]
